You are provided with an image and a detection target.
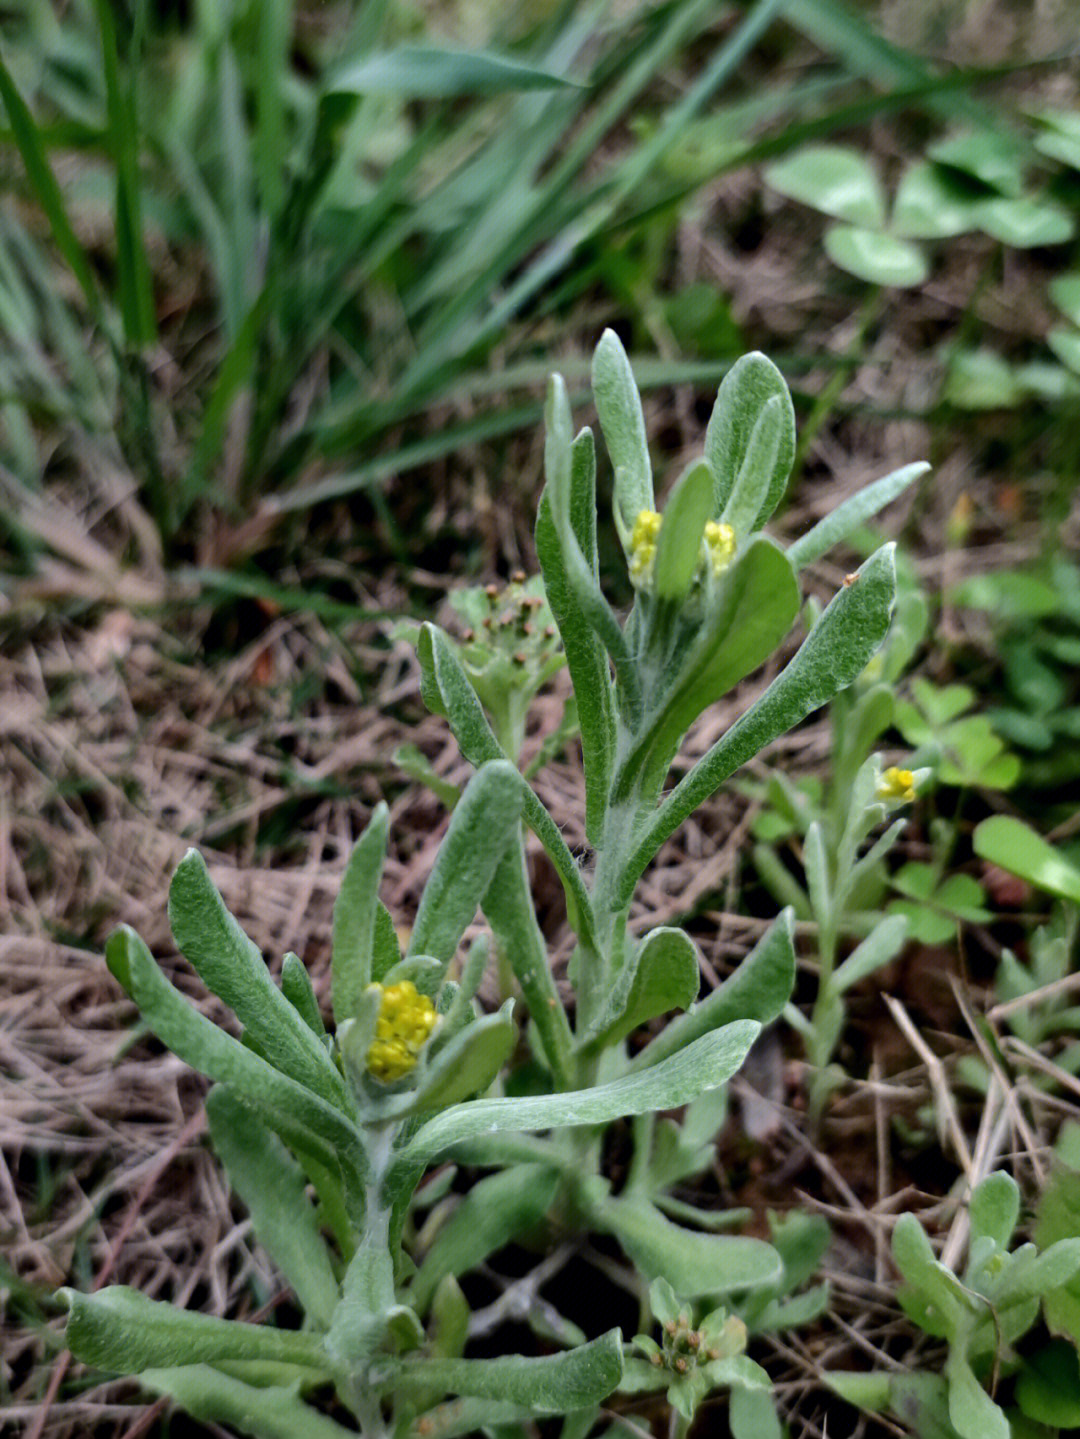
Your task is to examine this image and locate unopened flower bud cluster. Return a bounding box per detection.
[627,509,736,591]
[365,980,437,1082]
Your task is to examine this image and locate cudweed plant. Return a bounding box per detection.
[61,332,925,1438]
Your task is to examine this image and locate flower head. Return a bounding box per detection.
[365,980,438,1082]
[629,509,663,585]
[627,510,737,594]
[703,520,736,578]
[877,766,918,805]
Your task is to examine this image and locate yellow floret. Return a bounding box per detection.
[703,520,736,578]
[365,980,438,1082]
[629,509,663,584]
[877,766,918,804]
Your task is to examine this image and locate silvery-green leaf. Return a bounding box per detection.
[394,1020,759,1170]
[206,1087,340,1330]
[583,926,701,1050]
[831,914,908,995]
[408,762,521,971]
[653,459,713,603]
[968,1171,1019,1252]
[332,803,389,1024]
[945,1348,1009,1439]
[764,145,886,227]
[720,396,788,540]
[281,953,328,1043]
[593,328,652,531]
[391,1328,623,1412]
[633,910,794,1071]
[411,1165,559,1312]
[140,1367,356,1439]
[1048,327,1080,377]
[536,428,615,845]
[409,1001,516,1112]
[329,46,578,98]
[928,130,1026,197]
[705,352,794,522]
[601,1195,782,1296]
[786,463,928,571]
[618,546,896,902]
[169,851,351,1110]
[824,224,928,288]
[61,1286,330,1375]
[105,927,368,1197]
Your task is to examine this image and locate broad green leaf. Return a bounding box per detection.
[399,1397,539,1436]
[892,1213,970,1330]
[416,622,597,948]
[536,429,615,845]
[948,570,1060,620]
[411,1165,559,1313]
[332,803,389,1023]
[892,161,982,239]
[392,1328,623,1412]
[410,1002,517,1112]
[140,1367,357,1439]
[1015,1340,1080,1428]
[408,761,521,970]
[764,145,886,227]
[168,852,350,1110]
[62,1286,330,1375]
[593,329,653,532]
[619,546,896,902]
[928,130,1026,197]
[832,914,908,995]
[205,1087,340,1330]
[602,1195,782,1295]
[786,462,928,570]
[824,1370,891,1413]
[614,538,800,801]
[969,1171,1019,1252]
[1048,327,1080,376]
[329,47,578,98]
[887,1373,966,1439]
[1049,273,1080,328]
[973,816,1080,905]
[975,196,1074,248]
[583,926,701,1049]
[946,1348,1009,1439]
[631,911,794,1070]
[705,352,794,523]
[654,459,713,602]
[394,1019,760,1170]
[105,928,367,1196]
[824,224,928,288]
[729,1384,783,1439]
[944,348,1024,408]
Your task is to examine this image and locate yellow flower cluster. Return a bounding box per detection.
[628,509,663,583]
[877,766,918,804]
[703,520,736,577]
[627,510,737,590]
[365,980,437,1082]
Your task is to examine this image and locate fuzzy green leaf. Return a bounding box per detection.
[654,459,714,602]
[329,46,578,98]
[720,396,788,540]
[62,1286,330,1375]
[705,352,794,524]
[205,1087,340,1330]
[411,1165,559,1313]
[410,1002,517,1112]
[392,1328,623,1412]
[140,1367,357,1438]
[786,463,928,570]
[168,851,350,1110]
[832,914,908,995]
[583,926,701,1050]
[593,329,653,532]
[408,762,521,971]
[632,909,794,1070]
[617,545,896,903]
[332,803,389,1023]
[602,1195,782,1295]
[394,1019,760,1170]
[969,1172,1020,1252]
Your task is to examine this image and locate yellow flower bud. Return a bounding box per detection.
[877,766,917,804]
[629,509,663,585]
[703,520,736,578]
[365,980,438,1082]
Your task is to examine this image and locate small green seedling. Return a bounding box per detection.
[829,1172,1080,1439]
